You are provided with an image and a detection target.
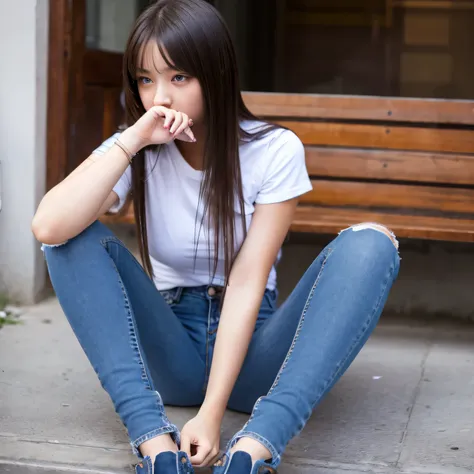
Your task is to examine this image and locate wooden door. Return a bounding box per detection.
[46,0,134,190]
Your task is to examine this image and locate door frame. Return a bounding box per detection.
[46,0,85,191]
[47,0,129,189]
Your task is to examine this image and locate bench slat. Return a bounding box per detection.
[292,207,474,242]
[305,147,474,185]
[101,204,134,225]
[300,180,474,214]
[102,204,474,243]
[278,121,474,155]
[243,92,474,125]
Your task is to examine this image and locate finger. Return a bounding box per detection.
[190,444,211,466]
[176,132,194,143]
[180,434,191,458]
[162,109,175,129]
[151,105,168,119]
[176,127,195,143]
[169,112,183,134]
[174,115,191,139]
[201,449,221,468]
[183,127,196,142]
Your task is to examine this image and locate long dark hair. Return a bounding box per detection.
[123,0,281,286]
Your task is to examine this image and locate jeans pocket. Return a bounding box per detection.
[159,288,183,306]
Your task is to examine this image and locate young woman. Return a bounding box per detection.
[32,1,400,473]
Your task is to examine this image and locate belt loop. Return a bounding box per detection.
[161,287,183,305]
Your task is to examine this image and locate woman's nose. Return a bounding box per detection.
[153,86,172,108]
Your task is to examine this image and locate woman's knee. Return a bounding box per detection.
[327,223,401,286]
[41,220,113,257]
[339,222,399,250]
[334,222,400,275]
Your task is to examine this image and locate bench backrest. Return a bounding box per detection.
[102,92,474,241]
[243,92,474,220]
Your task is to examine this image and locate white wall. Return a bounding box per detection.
[0,0,49,304]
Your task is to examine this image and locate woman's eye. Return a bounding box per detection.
[172,74,187,83]
[137,76,152,85]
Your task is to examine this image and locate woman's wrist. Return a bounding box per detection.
[199,398,226,423]
[118,127,146,155]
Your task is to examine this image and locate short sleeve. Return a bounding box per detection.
[255,130,313,204]
[92,133,132,213]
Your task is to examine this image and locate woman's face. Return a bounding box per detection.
[136,41,205,125]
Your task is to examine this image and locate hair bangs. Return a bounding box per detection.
[154,13,202,79]
[126,21,155,81]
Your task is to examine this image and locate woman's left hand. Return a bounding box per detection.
[180,412,221,467]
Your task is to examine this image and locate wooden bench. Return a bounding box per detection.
[102,92,474,242]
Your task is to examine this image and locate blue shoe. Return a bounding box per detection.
[136,451,194,474]
[213,451,276,474]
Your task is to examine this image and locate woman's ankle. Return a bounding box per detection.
[139,433,178,459]
[230,437,272,464]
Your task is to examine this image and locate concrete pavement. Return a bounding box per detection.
[1,298,473,474]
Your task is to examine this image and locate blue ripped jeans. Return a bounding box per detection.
[43,221,400,469]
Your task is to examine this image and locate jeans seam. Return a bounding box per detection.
[204,298,212,393]
[266,247,333,396]
[101,238,177,455]
[237,248,333,436]
[308,252,398,410]
[100,236,148,278]
[104,241,153,391]
[132,425,179,451]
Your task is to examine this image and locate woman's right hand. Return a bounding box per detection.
[130,106,196,149]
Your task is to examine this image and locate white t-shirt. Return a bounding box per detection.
[93,120,312,291]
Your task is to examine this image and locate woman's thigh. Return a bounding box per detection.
[226,249,329,413]
[227,225,399,413]
[44,221,207,406]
